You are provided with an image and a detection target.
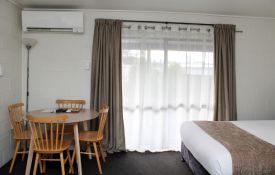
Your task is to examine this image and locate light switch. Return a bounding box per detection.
[0,64,3,77]
[82,60,90,70]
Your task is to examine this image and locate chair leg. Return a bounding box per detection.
[43,159,46,173]
[22,140,26,161]
[86,142,91,159]
[39,155,43,173]
[98,142,106,162]
[71,148,76,165]
[93,142,102,174]
[60,152,65,175]
[33,153,40,175]
[67,149,74,174]
[9,140,20,173]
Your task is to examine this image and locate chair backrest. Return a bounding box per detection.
[56,99,86,110]
[8,103,26,139]
[97,105,109,140]
[27,114,68,151]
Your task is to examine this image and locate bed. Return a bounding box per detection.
[180,120,275,175]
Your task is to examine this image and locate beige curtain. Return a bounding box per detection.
[213,24,237,121]
[90,19,125,152]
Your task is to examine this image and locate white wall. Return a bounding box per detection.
[22,9,275,120]
[0,0,22,167]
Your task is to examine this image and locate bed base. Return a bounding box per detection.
[181,143,209,175]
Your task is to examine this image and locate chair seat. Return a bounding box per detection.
[63,125,74,134]
[57,124,84,135]
[14,130,31,140]
[79,131,102,142]
[35,140,72,153]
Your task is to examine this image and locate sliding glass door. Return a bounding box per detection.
[122,23,214,152]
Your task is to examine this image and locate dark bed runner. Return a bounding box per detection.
[194,121,275,175]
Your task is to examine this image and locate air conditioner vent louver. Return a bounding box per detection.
[26,28,74,32]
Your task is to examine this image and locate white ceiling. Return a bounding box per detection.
[14,0,275,18]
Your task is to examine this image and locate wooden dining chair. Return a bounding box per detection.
[73,105,109,174]
[27,114,74,175]
[8,102,30,174]
[56,99,86,134]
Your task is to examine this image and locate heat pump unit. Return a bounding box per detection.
[22,11,84,33]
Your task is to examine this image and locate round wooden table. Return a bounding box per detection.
[25,109,99,175]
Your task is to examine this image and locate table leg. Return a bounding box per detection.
[83,121,92,159]
[73,123,82,175]
[25,136,34,175]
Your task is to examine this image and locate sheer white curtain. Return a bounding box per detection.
[122,23,214,152]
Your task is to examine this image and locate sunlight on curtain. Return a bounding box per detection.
[122,23,214,152]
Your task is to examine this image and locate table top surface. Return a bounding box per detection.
[27,109,99,123]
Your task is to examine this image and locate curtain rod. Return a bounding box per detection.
[122,20,243,33]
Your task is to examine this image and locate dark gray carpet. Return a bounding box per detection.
[0,151,193,175]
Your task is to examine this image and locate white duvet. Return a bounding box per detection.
[180,120,275,175]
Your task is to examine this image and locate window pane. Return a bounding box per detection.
[122,24,214,152]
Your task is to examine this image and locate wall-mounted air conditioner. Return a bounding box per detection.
[22,11,84,33]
